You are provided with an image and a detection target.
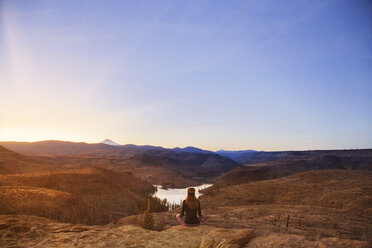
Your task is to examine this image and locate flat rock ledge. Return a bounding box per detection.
[1,215,370,248]
[0,215,254,248]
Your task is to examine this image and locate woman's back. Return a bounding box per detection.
[176,187,203,226]
[181,199,201,224]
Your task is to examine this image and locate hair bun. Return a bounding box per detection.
[187,187,196,193]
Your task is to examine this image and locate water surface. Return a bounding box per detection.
[153,184,212,206]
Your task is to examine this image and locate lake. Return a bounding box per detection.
[153,184,213,206]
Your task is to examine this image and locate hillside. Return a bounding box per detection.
[212,149,372,188]
[216,149,256,160]
[202,170,372,215]
[0,141,238,187]
[0,140,164,156]
[0,145,62,174]
[117,169,372,246]
[130,150,237,179]
[35,152,237,187]
[0,186,111,225]
[0,168,155,224]
[86,151,237,187]
[234,151,293,164]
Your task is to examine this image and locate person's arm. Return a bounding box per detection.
[197,200,202,217]
[180,200,186,217]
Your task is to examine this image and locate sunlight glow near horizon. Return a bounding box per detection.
[0,0,371,151]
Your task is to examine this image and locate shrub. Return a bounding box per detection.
[140,199,155,230]
[137,196,170,213]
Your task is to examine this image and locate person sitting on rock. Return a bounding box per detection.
[176,187,203,226]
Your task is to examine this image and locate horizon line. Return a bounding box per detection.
[0,139,371,153]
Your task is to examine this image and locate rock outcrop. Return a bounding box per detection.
[0,215,254,248]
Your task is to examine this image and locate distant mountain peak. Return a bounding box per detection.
[172,146,213,154]
[100,139,121,146]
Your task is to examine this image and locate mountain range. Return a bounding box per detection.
[0,142,238,187]
[0,140,291,165]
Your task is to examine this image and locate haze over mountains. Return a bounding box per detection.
[0,139,283,163]
[1,140,371,187]
[0,141,239,187]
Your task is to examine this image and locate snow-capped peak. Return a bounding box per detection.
[100,139,121,146]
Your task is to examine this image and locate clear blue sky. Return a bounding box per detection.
[0,0,371,151]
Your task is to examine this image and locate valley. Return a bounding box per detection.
[0,141,371,247]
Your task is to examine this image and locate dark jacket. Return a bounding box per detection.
[180,200,202,224]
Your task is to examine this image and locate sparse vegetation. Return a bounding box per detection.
[211,149,372,190]
[199,234,239,248]
[137,196,174,213]
[0,186,112,225]
[0,167,158,225]
[201,170,372,215]
[140,199,155,230]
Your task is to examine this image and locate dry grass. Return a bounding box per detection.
[201,170,372,215]
[0,167,158,224]
[213,149,372,189]
[0,145,59,174]
[199,234,239,248]
[0,186,111,224]
[0,146,175,225]
[0,216,253,248]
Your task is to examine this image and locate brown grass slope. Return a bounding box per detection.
[0,186,111,224]
[201,170,372,215]
[0,168,155,224]
[213,149,372,188]
[0,144,203,188]
[0,145,62,174]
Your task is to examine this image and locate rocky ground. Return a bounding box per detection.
[1,206,371,248]
[3,204,368,247]
[0,215,254,248]
[121,204,372,242]
[0,212,371,248]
